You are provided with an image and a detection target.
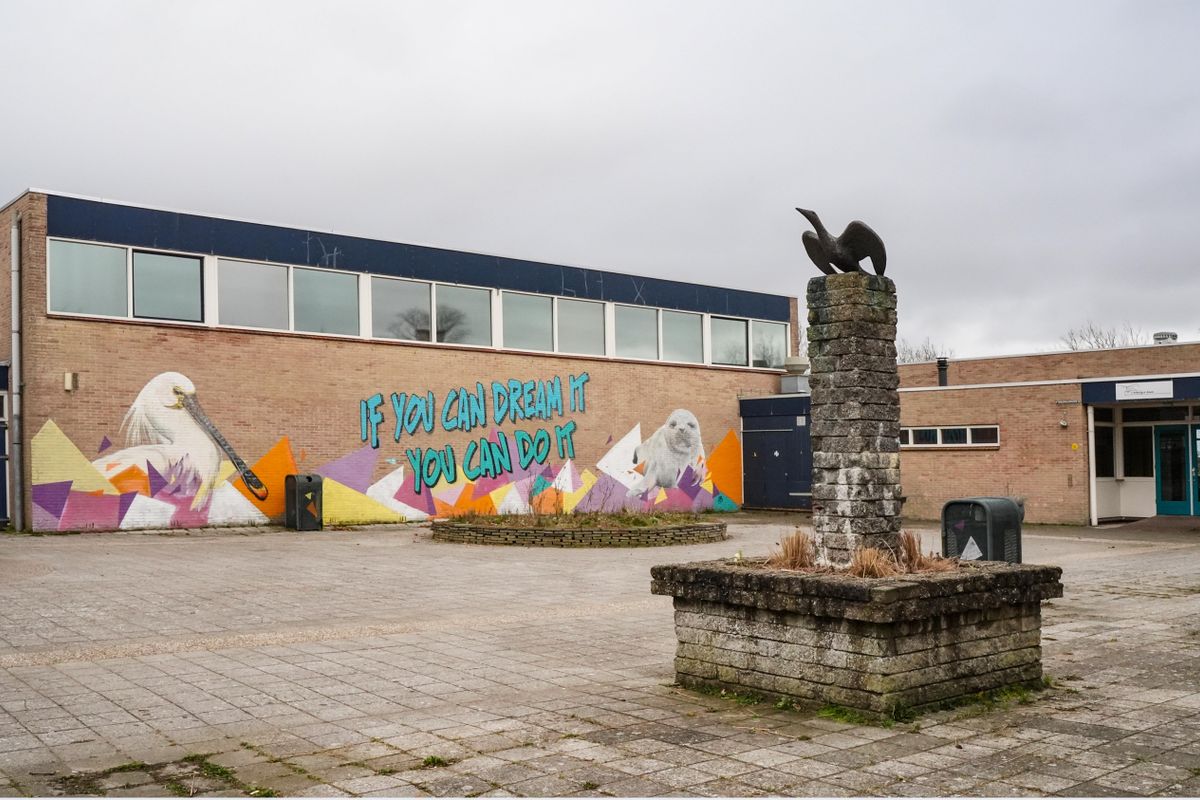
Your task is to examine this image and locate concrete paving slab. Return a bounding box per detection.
[1,516,1199,795]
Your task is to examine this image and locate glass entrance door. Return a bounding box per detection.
[1155,425,1192,515]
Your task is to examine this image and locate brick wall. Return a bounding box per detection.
[900,343,1200,388]
[899,384,1090,524]
[12,192,785,529]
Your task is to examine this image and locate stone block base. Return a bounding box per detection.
[431,520,726,547]
[651,559,1062,717]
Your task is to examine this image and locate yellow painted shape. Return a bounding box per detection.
[562,470,598,513]
[488,484,513,507]
[321,477,404,525]
[655,488,668,504]
[701,479,714,493]
[32,420,118,494]
[216,460,237,484]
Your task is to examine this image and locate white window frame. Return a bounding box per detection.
[554,296,607,358]
[901,425,1001,449]
[45,236,792,369]
[367,274,435,343]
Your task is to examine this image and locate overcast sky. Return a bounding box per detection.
[2,0,1197,358]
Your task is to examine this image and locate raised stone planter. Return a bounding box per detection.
[651,559,1063,717]
[432,520,727,547]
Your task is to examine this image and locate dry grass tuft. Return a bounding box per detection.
[847,547,901,578]
[766,528,818,571]
[898,530,957,572]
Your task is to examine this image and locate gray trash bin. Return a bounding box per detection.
[941,496,1023,563]
[285,474,323,531]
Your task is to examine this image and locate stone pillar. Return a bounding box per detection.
[807,272,902,565]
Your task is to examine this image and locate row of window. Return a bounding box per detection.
[47,239,790,368]
[899,425,1000,448]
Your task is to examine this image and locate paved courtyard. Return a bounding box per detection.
[2,515,1200,797]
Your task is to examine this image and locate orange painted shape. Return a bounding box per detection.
[532,487,563,515]
[706,429,743,505]
[110,465,151,496]
[232,437,298,520]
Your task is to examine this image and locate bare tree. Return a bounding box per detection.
[381,306,472,343]
[896,337,953,364]
[1060,321,1148,351]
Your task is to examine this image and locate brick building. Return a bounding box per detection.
[0,190,799,532]
[898,344,1200,524]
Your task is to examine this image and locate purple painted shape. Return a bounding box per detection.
[433,481,465,506]
[313,445,379,494]
[58,492,123,531]
[574,474,643,513]
[32,503,60,532]
[606,435,614,445]
[691,487,714,512]
[511,476,537,503]
[147,462,168,498]
[98,436,112,454]
[32,481,72,518]
[393,475,436,516]
[658,488,696,512]
[676,466,702,499]
[117,492,139,524]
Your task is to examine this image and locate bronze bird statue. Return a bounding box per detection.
[796,208,887,276]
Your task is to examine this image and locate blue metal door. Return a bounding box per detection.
[1155,425,1191,515]
[744,430,795,508]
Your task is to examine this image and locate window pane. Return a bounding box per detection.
[133,252,202,322]
[712,317,748,366]
[913,428,938,445]
[503,293,552,351]
[558,299,604,355]
[1093,408,1113,423]
[1123,427,1154,477]
[615,305,658,359]
[219,260,288,330]
[293,268,358,335]
[662,310,702,363]
[437,285,491,345]
[941,427,968,445]
[969,426,999,444]
[752,321,788,368]
[1095,426,1114,478]
[49,240,127,316]
[1123,406,1187,422]
[899,429,911,445]
[372,277,431,341]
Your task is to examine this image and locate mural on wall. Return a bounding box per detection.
[30,370,744,531]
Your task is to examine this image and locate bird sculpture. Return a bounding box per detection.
[796,208,887,276]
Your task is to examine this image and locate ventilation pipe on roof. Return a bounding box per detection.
[937,357,949,387]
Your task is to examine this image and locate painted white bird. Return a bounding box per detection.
[92,371,267,508]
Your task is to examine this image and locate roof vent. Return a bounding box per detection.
[1153,331,1178,345]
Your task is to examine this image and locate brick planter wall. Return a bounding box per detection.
[650,559,1063,717]
[431,520,727,547]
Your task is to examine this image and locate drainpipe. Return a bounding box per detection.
[936,357,948,387]
[9,212,22,532]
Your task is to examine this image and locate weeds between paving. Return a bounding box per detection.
[684,675,1057,728]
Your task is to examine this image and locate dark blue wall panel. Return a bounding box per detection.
[1082,376,1200,404]
[47,195,792,321]
[739,395,810,418]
